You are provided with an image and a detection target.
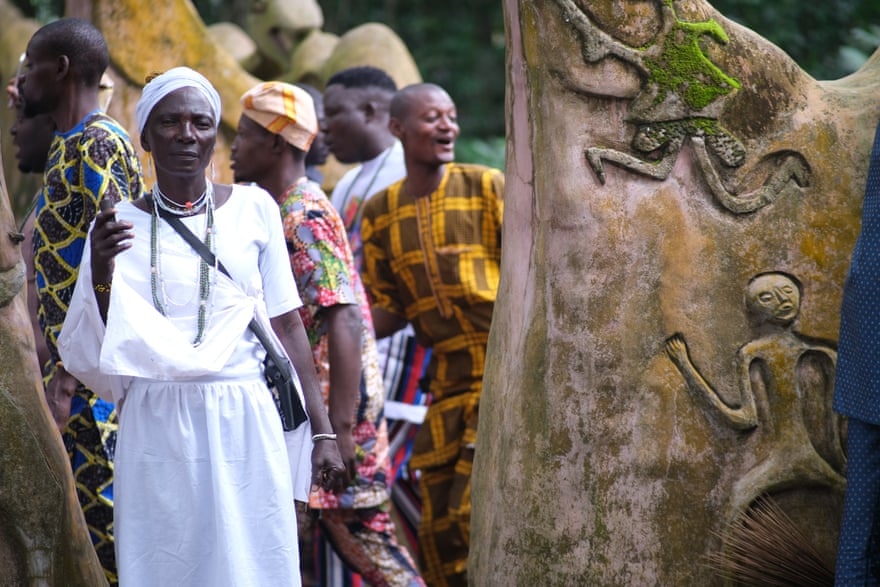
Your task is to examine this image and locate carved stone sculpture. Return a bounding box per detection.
[0,143,106,585]
[472,0,880,583]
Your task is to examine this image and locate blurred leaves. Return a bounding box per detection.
[838,25,880,73]
[712,0,880,79]
[456,136,506,170]
[319,0,506,140]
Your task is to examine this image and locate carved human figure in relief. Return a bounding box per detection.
[555,0,810,214]
[665,272,845,518]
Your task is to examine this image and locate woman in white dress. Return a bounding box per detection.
[58,67,345,587]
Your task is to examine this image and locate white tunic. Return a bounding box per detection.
[59,185,312,587]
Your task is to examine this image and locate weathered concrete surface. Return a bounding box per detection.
[471,1,880,584]
[0,143,106,585]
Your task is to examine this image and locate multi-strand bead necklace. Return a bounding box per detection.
[150,182,216,346]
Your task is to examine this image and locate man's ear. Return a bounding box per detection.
[140,131,151,153]
[389,117,403,139]
[56,55,70,81]
[272,133,287,154]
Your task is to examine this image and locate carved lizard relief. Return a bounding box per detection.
[556,0,811,214]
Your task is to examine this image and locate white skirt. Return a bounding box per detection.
[114,377,301,587]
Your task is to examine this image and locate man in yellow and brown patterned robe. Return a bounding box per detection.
[361,83,504,587]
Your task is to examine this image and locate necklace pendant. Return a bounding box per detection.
[185,201,194,210]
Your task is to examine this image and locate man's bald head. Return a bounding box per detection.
[389,83,451,122]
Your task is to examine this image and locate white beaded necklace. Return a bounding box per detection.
[153,182,210,216]
[150,183,216,345]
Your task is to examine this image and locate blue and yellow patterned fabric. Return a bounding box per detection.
[34,110,142,585]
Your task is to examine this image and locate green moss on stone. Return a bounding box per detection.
[644,0,741,110]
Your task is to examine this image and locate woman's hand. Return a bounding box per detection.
[90,200,134,286]
[90,201,134,323]
[311,438,346,493]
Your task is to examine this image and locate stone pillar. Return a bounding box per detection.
[471,0,880,584]
[0,145,107,585]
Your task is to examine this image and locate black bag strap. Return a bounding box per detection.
[147,194,308,428]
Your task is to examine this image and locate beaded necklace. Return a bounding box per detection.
[150,183,216,345]
[154,182,210,216]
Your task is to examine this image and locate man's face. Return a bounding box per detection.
[230,114,276,185]
[20,37,60,118]
[322,84,370,164]
[10,101,55,174]
[393,87,459,169]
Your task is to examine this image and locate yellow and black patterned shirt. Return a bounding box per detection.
[361,162,504,402]
[34,111,142,361]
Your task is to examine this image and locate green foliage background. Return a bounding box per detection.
[12,0,880,169]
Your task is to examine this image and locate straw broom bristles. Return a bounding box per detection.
[706,495,834,586]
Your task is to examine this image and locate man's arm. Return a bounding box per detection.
[324,303,364,481]
[44,365,77,432]
[372,306,407,340]
[271,310,345,492]
[42,123,143,432]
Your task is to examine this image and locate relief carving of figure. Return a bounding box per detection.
[665,272,845,520]
[555,0,811,214]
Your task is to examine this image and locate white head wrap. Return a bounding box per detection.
[135,67,222,136]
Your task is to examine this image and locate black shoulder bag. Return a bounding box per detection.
[149,196,308,431]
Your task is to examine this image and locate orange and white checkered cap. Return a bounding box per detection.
[240,81,317,151]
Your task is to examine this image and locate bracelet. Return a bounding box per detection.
[94,282,111,293]
[311,433,338,442]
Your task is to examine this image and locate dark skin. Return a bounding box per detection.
[231,113,361,483]
[90,87,345,492]
[372,84,462,339]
